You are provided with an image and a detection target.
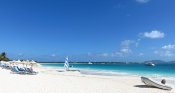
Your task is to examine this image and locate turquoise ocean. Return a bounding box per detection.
[41,63,175,85]
[41,63,175,78]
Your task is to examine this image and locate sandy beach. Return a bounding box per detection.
[0,67,173,93]
[0,0,174,92]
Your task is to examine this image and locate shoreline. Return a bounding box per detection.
[0,65,174,93]
[40,65,175,86]
[41,64,175,79]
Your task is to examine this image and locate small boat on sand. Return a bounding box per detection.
[141,77,172,90]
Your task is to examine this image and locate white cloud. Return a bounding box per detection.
[120,48,132,54]
[163,51,173,57]
[143,30,165,39]
[51,54,56,57]
[111,52,123,57]
[136,0,150,3]
[91,40,133,57]
[162,44,175,50]
[154,44,175,57]
[121,40,135,48]
[120,40,138,55]
[89,40,140,58]
[87,53,110,57]
[99,53,109,57]
[136,38,141,47]
[18,53,24,56]
[154,50,174,57]
[139,53,144,56]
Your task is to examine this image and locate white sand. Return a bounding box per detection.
[0,67,173,93]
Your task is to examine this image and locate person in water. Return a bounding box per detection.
[161,79,166,84]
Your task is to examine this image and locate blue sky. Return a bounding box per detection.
[0,0,175,62]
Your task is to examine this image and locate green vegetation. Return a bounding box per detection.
[0,52,10,61]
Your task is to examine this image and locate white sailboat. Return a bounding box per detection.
[145,62,155,66]
[64,57,69,71]
[88,62,93,64]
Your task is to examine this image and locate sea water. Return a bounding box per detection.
[41,63,175,78]
[41,63,175,85]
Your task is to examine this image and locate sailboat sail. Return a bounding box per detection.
[64,57,69,71]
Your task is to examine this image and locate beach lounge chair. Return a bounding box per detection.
[1,63,10,69]
[141,77,172,90]
[25,68,38,75]
[11,66,26,74]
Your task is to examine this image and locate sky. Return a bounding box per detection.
[0,0,175,62]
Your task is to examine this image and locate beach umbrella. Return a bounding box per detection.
[17,60,21,62]
[30,60,37,64]
[28,60,38,67]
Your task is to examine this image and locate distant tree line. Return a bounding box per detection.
[0,52,10,61]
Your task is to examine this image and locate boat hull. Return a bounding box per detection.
[141,77,172,90]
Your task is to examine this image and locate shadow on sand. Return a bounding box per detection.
[134,85,156,89]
